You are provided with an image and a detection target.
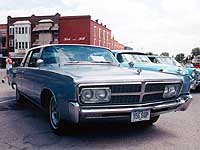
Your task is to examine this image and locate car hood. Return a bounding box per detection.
[120,62,189,75]
[43,64,183,84]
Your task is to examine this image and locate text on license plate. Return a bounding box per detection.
[131,109,150,122]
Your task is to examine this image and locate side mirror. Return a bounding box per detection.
[37,59,44,66]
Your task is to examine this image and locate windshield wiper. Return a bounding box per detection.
[62,61,93,65]
[91,61,113,64]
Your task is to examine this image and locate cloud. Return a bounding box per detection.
[0,0,200,55]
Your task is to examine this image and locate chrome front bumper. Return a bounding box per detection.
[68,94,192,123]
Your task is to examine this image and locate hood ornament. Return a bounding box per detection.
[128,61,134,68]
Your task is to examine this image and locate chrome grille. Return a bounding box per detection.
[110,84,141,93]
[110,95,140,105]
[78,82,181,105]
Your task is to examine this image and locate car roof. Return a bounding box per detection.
[28,44,110,51]
[111,50,145,55]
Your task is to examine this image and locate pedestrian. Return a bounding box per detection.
[2,55,13,84]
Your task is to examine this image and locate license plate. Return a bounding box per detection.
[131,109,150,122]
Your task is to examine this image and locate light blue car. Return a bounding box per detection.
[13,45,192,134]
[112,50,193,92]
[148,55,200,91]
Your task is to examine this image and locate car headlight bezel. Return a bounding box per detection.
[80,87,111,104]
[163,84,181,99]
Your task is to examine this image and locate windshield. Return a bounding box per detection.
[157,57,182,66]
[41,45,118,65]
[117,53,152,63]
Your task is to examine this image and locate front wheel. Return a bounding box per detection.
[49,96,65,135]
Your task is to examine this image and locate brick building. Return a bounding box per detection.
[0,24,7,67]
[59,15,124,50]
[7,13,60,56]
[3,14,123,67]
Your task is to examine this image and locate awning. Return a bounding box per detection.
[33,25,51,31]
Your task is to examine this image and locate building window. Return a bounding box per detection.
[15,27,18,34]
[94,26,96,37]
[22,27,24,34]
[1,36,6,48]
[16,42,18,49]
[19,42,21,49]
[9,39,14,47]
[99,28,101,39]
[103,30,105,40]
[19,27,21,34]
[22,42,24,49]
[25,42,28,49]
[107,32,109,41]
[25,27,27,34]
[9,26,14,35]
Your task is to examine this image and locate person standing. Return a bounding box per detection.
[2,55,13,84]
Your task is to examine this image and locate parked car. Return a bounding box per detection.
[112,50,195,90]
[148,55,200,91]
[192,55,200,68]
[14,45,192,134]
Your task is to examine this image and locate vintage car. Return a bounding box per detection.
[15,45,192,134]
[192,55,200,68]
[112,50,196,90]
[148,55,200,91]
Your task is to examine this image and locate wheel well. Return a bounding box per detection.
[40,89,53,111]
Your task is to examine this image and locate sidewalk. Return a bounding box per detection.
[0,69,6,79]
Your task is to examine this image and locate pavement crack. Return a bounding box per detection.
[4,142,25,150]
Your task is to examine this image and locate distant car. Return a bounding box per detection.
[148,55,200,91]
[112,50,192,90]
[14,45,192,134]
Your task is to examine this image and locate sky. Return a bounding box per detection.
[0,0,199,56]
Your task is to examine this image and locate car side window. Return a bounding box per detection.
[24,51,33,67]
[28,49,41,67]
[41,47,59,64]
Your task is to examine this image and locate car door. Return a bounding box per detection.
[22,49,41,100]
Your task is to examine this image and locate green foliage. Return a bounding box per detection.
[175,53,185,63]
[160,52,169,56]
[191,47,200,56]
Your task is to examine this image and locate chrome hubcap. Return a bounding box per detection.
[50,97,60,129]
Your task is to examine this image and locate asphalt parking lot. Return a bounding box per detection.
[0,69,200,150]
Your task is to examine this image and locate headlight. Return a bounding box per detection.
[191,70,196,77]
[163,84,180,98]
[80,88,111,103]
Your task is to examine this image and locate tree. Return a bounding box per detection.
[160,52,169,56]
[175,53,185,63]
[191,47,200,56]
